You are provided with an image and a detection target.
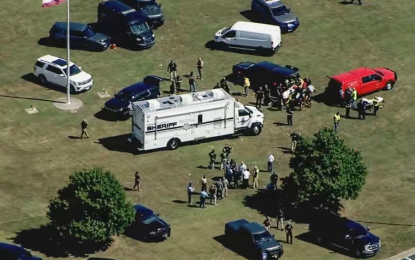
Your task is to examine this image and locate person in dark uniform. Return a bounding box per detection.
[358,99,366,120]
[270,172,278,190]
[132,171,141,191]
[197,58,204,80]
[345,103,351,119]
[276,208,284,230]
[263,85,270,106]
[169,81,175,95]
[187,183,195,204]
[80,119,89,139]
[223,144,232,159]
[263,216,272,231]
[167,60,178,80]
[349,0,362,5]
[189,72,197,92]
[286,108,293,126]
[285,222,294,244]
[176,75,182,93]
[373,97,381,116]
[256,87,264,108]
[208,150,216,169]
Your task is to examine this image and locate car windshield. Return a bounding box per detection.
[374,70,384,76]
[253,231,272,242]
[63,65,82,76]
[116,90,134,100]
[130,23,150,34]
[140,1,158,8]
[349,225,368,237]
[245,106,253,114]
[83,27,96,38]
[221,27,231,35]
[142,214,158,224]
[271,6,290,16]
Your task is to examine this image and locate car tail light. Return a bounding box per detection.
[238,71,241,74]
[273,82,277,86]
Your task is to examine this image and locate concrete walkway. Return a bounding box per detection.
[53,97,83,111]
[384,248,415,260]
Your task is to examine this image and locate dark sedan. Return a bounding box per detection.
[0,242,42,260]
[49,22,111,51]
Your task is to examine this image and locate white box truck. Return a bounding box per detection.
[129,89,264,151]
[214,21,281,55]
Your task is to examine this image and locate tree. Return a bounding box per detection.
[282,127,368,211]
[47,167,135,245]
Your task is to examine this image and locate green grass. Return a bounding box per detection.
[1,0,415,259]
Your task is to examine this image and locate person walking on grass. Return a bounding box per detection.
[80,119,89,139]
[220,151,227,171]
[222,177,229,197]
[285,221,294,244]
[334,112,341,132]
[167,60,178,80]
[209,184,217,205]
[244,76,250,96]
[197,58,204,80]
[252,166,259,189]
[132,171,141,191]
[286,131,301,153]
[242,168,251,189]
[256,87,264,108]
[267,153,275,172]
[276,208,284,230]
[189,72,197,92]
[216,179,224,200]
[199,190,208,208]
[176,75,182,93]
[263,216,272,231]
[286,107,293,126]
[270,172,278,190]
[187,183,195,205]
[200,175,208,192]
[208,149,216,169]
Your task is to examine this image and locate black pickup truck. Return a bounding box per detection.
[309,210,381,258]
[225,219,283,260]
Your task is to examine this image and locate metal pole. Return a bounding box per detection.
[66,0,71,104]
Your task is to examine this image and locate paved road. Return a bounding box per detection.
[385,248,415,260]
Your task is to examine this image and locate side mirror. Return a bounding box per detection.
[59,74,65,77]
[367,227,370,231]
[157,213,160,217]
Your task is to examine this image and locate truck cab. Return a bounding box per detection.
[309,210,381,258]
[225,219,283,260]
[235,102,264,136]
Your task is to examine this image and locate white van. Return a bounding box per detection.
[214,21,281,54]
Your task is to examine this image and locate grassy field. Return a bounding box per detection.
[1,0,415,259]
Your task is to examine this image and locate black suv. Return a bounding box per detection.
[118,0,164,28]
[309,210,381,258]
[232,61,300,95]
[49,22,111,51]
[98,0,155,49]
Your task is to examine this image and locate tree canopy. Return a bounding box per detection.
[282,127,368,211]
[47,167,135,244]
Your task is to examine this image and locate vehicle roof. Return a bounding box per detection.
[119,78,158,94]
[52,22,88,31]
[243,222,266,234]
[133,204,154,215]
[230,21,280,34]
[262,0,285,8]
[255,61,297,76]
[37,55,74,68]
[0,242,25,252]
[101,0,135,13]
[332,67,375,83]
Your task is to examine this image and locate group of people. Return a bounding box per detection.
[263,211,294,244]
[167,58,204,94]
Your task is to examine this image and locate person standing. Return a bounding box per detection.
[216,179,224,200]
[167,60,178,80]
[189,72,197,92]
[345,103,351,119]
[244,77,250,96]
[239,161,247,173]
[200,175,208,192]
[263,85,271,106]
[208,150,216,169]
[222,177,229,197]
[267,153,275,172]
[132,171,141,191]
[169,81,175,95]
[285,222,294,244]
[286,131,301,153]
[263,217,272,231]
[276,208,284,230]
[358,99,366,120]
[199,190,208,208]
[349,0,362,5]
[187,183,195,204]
[176,75,182,93]
[197,58,204,80]
[242,168,251,189]
[286,108,293,126]
[352,88,358,104]
[256,87,264,108]
[209,184,217,205]
[373,96,381,116]
[333,112,341,132]
[270,172,278,190]
[220,151,227,171]
[80,119,89,139]
[223,144,232,159]
[252,166,259,189]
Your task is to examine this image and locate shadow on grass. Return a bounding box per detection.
[172,200,187,204]
[68,135,81,139]
[213,235,251,260]
[21,73,81,95]
[295,232,348,257]
[38,37,106,53]
[96,134,139,155]
[273,122,288,126]
[204,41,273,57]
[12,225,111,258]
[239,10,262,23]
[94,109,128,122]
[0,94,63,104]
[355,220,415,227]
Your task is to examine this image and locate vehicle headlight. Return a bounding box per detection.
[136,38,143,42]
[149,231,157,235]
[379,240,381,247]
[364,245,370,252]
[261,251,268,260]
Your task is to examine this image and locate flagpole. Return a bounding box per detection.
[66,0,71,104]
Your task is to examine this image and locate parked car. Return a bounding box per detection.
[97,0,155,49]
[0,242,42,260]
[33,55,93,93]
[232,61,300,95]
[225,219,283,260]
[214,21,281,55]
[126,204,171,241]
[49,22,111,51]
[104,75,163,118]
[309,209,381,258]
[251,0,299,32]
[118,0,164,28]
[326,67,397,103]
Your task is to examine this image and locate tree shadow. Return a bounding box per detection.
[96,134,139,155]
[213,235,251,260]
[12,225,111,258]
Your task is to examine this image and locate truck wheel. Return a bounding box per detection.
[167,138,180,150]
[354,249,362,258]
[70,85,76,94]
[38,75,47,86]
[251,125,262,136]
[384,81,394,90]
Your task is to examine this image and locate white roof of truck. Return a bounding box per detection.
[133,88,234,113]
[231,21,280,34]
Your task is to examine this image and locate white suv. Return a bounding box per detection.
[33,55,93,93]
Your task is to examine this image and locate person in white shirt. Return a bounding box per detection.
[240,161,247,173]
[268,154,275,172]
[242,169,251,189]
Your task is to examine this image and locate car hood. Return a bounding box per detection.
[141,6,162,17]
[89,32,110,42]
[374,67,395,78]
[147,218,169,230]
[356,233,380,246]
[105,98,130,110]
[215,27,227,37]
[70,71,91,83]
[256,239,281,251]
[274,13,297,23]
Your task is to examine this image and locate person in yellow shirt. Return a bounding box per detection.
[244,77,250,96]
[333,112,341,132]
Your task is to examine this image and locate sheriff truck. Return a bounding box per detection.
[129,89,264,151]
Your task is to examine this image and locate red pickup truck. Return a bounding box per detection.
[326,67,397,101]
